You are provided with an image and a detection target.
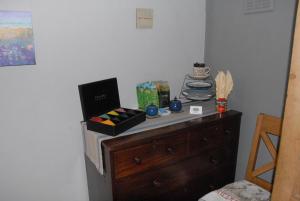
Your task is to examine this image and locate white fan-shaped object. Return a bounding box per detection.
[225,70,233,98]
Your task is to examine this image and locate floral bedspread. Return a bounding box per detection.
[199,180,270,201]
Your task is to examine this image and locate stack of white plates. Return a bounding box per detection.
[182,79,215,101]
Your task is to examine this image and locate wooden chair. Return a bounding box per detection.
[199,113,282,201]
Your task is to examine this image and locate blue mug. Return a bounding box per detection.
[169,97,182,112]
[146,104,158,116]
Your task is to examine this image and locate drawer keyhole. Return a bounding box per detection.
[152,140,158,151]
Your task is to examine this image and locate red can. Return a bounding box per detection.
[216,98,227,113]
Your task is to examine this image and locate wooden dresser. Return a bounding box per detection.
[85,110,242,201]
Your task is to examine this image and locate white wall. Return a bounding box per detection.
[0,0,206,201]
[205,0,296,180]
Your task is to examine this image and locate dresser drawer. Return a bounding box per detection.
[114,146,236,201]
[113,132,188,179]
[115,152,212,201]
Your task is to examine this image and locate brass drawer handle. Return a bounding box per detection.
[133,157,142,165]
[225,129,232,135]
[201,137,209,142]
[209,184,216,190]
[153,179,162,188]
[167,147,175,154]
[209,157,219,165]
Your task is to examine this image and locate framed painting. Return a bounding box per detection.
[0,10,36,67]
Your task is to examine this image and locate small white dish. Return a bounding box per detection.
[158,108,171,116]
[186,81,212,89]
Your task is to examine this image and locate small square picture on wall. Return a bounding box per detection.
[0,10,36,67]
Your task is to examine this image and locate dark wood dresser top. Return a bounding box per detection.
[102,110,242,151]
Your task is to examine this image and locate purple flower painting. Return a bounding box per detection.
[0,10,36,67]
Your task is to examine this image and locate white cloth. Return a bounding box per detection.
[199,180,271,201]
[82,122,110,174]
[82,100,217,175]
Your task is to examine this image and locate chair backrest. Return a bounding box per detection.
[245,113,282,192]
